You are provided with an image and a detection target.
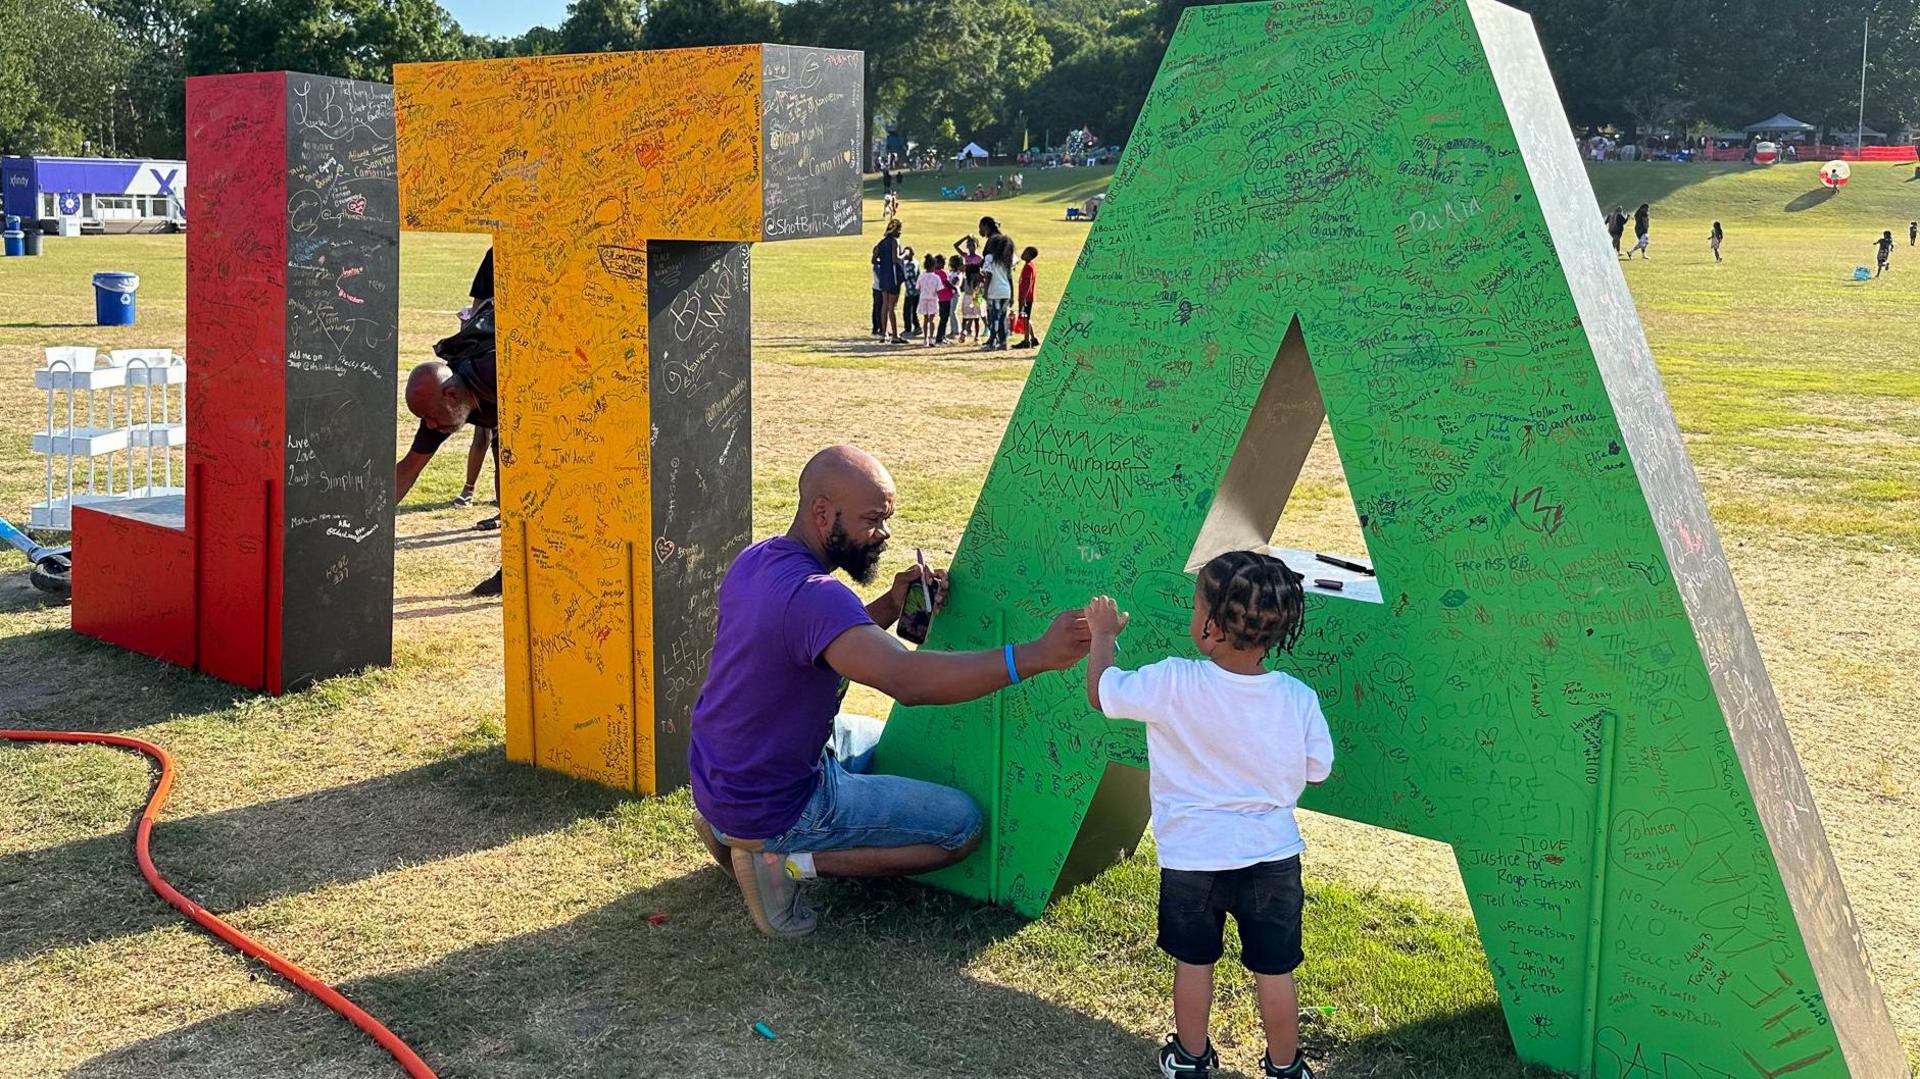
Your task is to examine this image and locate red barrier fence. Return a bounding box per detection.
[1666,144,1917,164]
[1849,145,1919,162]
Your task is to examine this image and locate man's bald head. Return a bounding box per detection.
[792,445,896,584]
[405,360,475,434]
[798,445,893,506]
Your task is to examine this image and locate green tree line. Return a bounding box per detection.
[6,0,1920,160]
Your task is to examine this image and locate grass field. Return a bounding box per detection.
[0,159,1916,1078]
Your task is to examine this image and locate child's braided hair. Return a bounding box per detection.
[1196,550,1306,655]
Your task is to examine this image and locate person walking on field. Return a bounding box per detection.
[1606,206,1628,254]
[1627,203,1650,259]
[1708,221,1723,263]
[1874,229,1894,276]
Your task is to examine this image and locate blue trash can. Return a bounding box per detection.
[1,229,21,257]
[93,272,140,326]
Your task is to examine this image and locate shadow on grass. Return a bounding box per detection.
[0,627,240,733]
[394,598,498,621]
[0,749,624,965]
[1582,161,1747,212]
[759,332,1029,365]
[1786,187,1838,213]
[0,571,68,615]
[871,164,1115,203]
[1326,1001,1550,1079]
[69,871,1172,1078]
[396,526,495,551]
[395,500,482,518]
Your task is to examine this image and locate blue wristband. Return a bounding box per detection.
[1004,643,1021,685]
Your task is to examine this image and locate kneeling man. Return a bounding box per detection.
[689,445,1089,937]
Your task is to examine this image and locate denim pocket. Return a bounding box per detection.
[1248,858,1303,918]
[1161,868,1219,913]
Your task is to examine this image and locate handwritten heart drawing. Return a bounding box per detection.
[1611,807,1689,884]
[653,536,677,564]
[1609,805,1735,886]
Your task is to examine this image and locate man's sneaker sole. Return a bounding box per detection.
[729,848,815,938]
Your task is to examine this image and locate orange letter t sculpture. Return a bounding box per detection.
[394,46,861,793]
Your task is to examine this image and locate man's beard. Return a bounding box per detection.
[824,516,886,584]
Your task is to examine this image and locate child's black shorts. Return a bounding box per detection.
[1157,855,1304,975]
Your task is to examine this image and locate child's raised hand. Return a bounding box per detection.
[1086,595,1129,638]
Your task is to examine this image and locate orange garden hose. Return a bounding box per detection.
[1,729,437,1078]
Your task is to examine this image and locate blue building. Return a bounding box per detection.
[2,155,187,225]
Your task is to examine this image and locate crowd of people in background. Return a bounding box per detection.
[881,160,1024,204]
[871,212,1040,351]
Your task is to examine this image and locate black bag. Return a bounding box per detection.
[433,298,494,365]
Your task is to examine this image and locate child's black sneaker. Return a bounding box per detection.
[1159,1034,1218,1078]
[1262,1050,1314,1079]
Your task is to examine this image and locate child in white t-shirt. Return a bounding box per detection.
[1087,550,1332,1079]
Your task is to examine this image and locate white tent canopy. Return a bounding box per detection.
[1744,113,1816,134]
[956,142,989,159]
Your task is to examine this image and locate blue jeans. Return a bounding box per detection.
[718,715,983,854]
[986,297,1010,346]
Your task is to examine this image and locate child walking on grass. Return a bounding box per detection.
[1086,550,1333,1079]
[1875,230,1894,276]
[1709,221,1723,263]
[1627,203,1651,259]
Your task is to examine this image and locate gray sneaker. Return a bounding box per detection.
[729,848,817,938]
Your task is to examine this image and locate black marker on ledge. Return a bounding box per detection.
[1315,552,1374,576]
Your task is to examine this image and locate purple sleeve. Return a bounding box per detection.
[785,575,876,667]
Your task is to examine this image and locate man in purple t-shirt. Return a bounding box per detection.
[689,444,1091,937]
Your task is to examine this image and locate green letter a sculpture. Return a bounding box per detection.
[872,1,1905,1075]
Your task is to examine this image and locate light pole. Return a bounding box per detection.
[1857,16,1868,153]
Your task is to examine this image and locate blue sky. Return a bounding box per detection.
[444,0,569,37]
